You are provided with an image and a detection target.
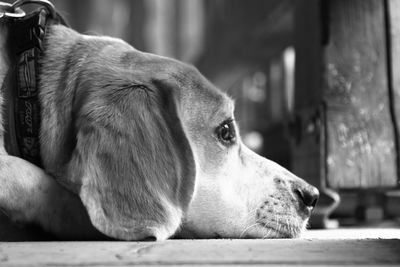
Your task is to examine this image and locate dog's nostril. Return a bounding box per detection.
[294,186,319,209]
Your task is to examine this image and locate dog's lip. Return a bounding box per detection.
[256,221,299,238]
[297,204,313,219]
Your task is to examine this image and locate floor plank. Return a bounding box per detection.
[0,238,399,266]
[301,228,400,239]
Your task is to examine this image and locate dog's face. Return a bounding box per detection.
[40,26,318,241]
[174,69,318,239]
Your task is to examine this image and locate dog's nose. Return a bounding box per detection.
[293,185,319,209]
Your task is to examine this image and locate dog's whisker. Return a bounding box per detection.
[285,218,291,236]
[239,223,259,238]
[277,224,282,238]
[273,207,282,238]
[246,206,259,220]
[262,227,272,239]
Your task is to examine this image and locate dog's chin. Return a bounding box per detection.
[175,216,308,239]
[242,217,309,239]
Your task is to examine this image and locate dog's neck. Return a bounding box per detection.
[0,23,132,175]
[36,25,84,177]
[0,23,81,164]
[38,25,132,181]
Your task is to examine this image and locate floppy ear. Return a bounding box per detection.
[63,83,196,241]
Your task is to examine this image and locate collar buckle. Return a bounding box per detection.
[12,8,47,54]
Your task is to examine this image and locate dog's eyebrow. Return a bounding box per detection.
[162,62,235,124]
[208,94,235,124]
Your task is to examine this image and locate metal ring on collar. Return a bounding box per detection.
[12,0,56,19]
[0,2,25,18]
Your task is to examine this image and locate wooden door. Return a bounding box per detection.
[293,0,400,227]
[324,0,397,189]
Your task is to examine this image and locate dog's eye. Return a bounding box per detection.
[216,120,236,145]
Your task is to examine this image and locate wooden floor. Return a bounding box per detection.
[0,229,399,266]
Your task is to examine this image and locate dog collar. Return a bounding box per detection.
[1,0,66,167]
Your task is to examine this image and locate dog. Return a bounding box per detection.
[0,7,319,241]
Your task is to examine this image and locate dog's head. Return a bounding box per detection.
[40,25,319,240]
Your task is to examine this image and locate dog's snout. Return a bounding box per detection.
[293,185,319,209]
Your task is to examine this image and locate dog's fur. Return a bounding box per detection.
[0,22,319,240]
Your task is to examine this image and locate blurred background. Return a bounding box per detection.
[48,0,296,168]
[3,0,296,175]
[5,0,400,231]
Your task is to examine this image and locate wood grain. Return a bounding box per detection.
[388,0,400,187]
[0,239,398,266]
[388,0,400,119]
[324,0,397,188]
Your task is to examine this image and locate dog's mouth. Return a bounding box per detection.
[249,192,314,239]
[238,220,303,239]
[256,220,304,238]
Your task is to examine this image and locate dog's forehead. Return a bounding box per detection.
[169,61,234,124]
[122,51,234,122]
[96,47,234,123]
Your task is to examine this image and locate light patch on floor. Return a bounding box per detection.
[302,228,400,239]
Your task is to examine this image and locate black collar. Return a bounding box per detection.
[1,0,67,167]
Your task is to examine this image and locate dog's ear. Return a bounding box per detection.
[63,81,196,241]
